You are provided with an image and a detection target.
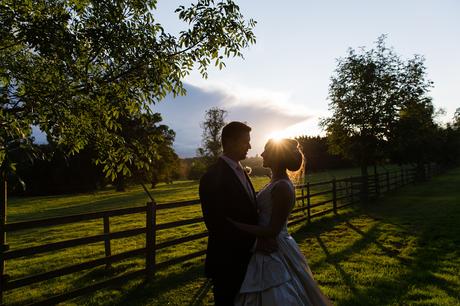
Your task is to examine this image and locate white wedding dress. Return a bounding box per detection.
[235,179,333,306]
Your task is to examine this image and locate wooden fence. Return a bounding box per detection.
[0,165,438,305]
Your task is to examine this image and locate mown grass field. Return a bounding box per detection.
[5,165,459,305]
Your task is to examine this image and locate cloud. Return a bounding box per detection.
[153,82,317,157]
[187,80,312,118]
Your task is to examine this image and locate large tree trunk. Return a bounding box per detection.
[1,177,6,240]
[115,175,126,192]
[0,177,6,302]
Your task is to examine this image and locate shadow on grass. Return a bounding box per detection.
[287,169,460,305]
[335,229,459,305]
[336,171,459,305]
[343,221,410,265]
[315,234,358,295]
[114,263,206,306]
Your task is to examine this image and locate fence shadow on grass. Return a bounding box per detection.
[346,190,457,304]
[114,263,206,306]
[288,179,459,305]
[343,221,410,264]
[336,221,459,305]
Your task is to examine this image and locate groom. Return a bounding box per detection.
[199,121,276,305]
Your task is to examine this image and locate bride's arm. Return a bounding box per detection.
[229,181,293,238]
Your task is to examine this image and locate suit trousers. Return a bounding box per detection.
[212,272,245,306]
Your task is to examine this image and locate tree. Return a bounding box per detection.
[0,0,256,178]
[387,56,436,180]
[197,107,227,164]
[106,112,177,191]
[188,158,209,180]
[321,35,403,178]
[321,36,435,174]
[453,108,460,130]
[296,135,352,172]
[0,1,256,212]
[148,147,180,188]
[321,36,436,201]
[429,108,460,168]
[389,99,437,178]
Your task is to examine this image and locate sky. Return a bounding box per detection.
[29,1,459,157]
[149,0,460,157]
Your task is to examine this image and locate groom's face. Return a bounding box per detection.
[233,131,251,161]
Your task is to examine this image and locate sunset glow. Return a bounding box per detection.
[266,120,319,143]
[267,130,287,141]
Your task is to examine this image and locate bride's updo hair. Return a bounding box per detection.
[266,138,305,182]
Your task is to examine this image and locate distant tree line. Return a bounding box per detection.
[296,136,353,172]
[10,142,181,196]
[10,113,460,195]
[11,145,104,195]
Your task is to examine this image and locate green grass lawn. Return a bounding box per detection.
[296,168,460,306]
[5,165,457,305]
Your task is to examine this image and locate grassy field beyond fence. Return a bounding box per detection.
[5,165,458,305]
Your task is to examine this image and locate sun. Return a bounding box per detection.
[267,130,287,142]
[265,120,319,144]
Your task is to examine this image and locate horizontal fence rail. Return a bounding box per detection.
[0,164,441,305]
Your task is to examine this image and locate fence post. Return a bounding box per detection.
[374,173,380,198]
[103,216,111,269]
[347,176,355,203]
[332,178,337,214]
[401,167,404,186]
[361,176,368,203]
[345,177,353,198]
[300,187,306,216]
[146,200,156,281]
[306,182,311,223]
[385,171,390,192]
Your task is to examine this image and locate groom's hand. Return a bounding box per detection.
[255,237,278,254]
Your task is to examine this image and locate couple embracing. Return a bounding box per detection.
[199,122,333,306]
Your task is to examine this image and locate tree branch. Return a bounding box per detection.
[0,41,23,51]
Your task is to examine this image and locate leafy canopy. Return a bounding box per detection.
[0,0,256,179]
[321,35,433,171]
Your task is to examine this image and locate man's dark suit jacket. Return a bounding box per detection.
[199,158,258,283]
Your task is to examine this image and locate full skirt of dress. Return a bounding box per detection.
[235,233,333,306]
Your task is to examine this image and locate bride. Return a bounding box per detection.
[230,138,333,306]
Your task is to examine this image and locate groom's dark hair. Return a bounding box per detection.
[222,121,251,149]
